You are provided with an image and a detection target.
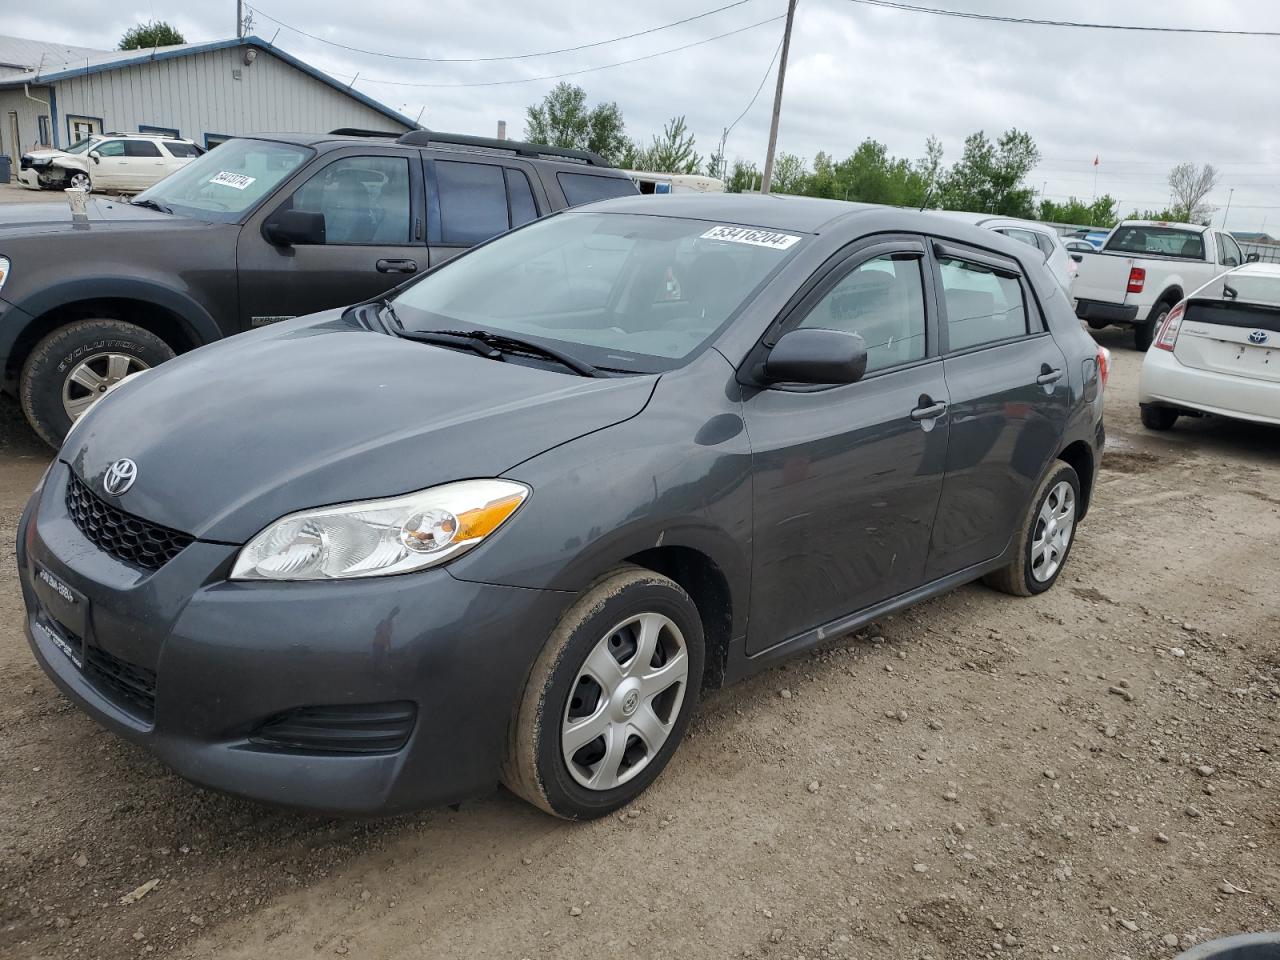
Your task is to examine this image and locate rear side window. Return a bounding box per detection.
[558,172,639,207]
[436,160,508,245]
[506,169,538,228]
[797,255,927,373]
[124,140,162,157]
[164,141,201,158]
[998,228,1040,249]
[938,257,1028,351]
[1033,232,1055,258]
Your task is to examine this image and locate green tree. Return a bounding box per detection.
[938,129,1040,216]
[119,20,185,50]
[770,153,809,194]
[524,82,629,165]
[1127,207,1183,223]
[726,159,760,193]
[633,116,701,174]
[799,138,929,207]
[1039,195,1119,228]
[914,136,944,207]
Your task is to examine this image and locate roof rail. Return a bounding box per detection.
[328,128,401,138]
[395,129,608,166]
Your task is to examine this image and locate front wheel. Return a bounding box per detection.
[20,319,175,448]
[503,565,705,819]
[984,462,1081,597]
[67,171,91,191]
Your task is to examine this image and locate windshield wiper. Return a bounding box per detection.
[399,327,599,377]
[130,198,172,214]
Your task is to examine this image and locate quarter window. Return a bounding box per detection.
[163,141,201,158]
[557,172,639,207]
[436,160,509,246]
[287,156,412,245]
[797,255,927,373]
[938,257,1028,351]
[506,169,538,228]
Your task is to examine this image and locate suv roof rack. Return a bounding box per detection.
[328,128,401,138]
[395,130,607,167]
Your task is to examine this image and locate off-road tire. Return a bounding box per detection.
[20,319,174,449]
[502,565,705,820]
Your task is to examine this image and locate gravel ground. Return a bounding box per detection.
[0,328,1276,960]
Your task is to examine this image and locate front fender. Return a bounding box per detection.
[49,157,88,174]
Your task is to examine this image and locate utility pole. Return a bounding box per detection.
[237,0,244,38]
[1221,187,1234,228]
[760,0,798,194]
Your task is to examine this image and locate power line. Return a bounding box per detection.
[724,35,785,142]
[845,0,1280,37]
[247,0,760,62]
[336,15,786,88]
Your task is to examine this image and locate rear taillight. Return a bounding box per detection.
[1097,346,1110,390]
[1127,267,1146,293]
[1155,301,1186,351]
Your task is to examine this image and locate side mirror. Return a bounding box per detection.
[1070,253,1083,264]
[764,328,868,385]
[1246,252,1260,263]
[88,150,100,164]
[264,209,326,247]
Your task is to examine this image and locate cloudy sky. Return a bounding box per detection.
[10,0,1280,230]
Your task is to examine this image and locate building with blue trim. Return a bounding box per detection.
[0,34,417,158]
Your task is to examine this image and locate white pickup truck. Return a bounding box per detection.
[1072,220,1252,349]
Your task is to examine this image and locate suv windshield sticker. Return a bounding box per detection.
[700,225,801,250]
[209,171,256,190]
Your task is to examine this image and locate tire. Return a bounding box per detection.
[1086,319,1109,331]
[67,171,91,191]
[20,319,175,449]
[1140,404,1179,431]
[983,462,1081,597]
[503,565,705,820]
[1134,303,1170,351]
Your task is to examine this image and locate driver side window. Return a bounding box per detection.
[94,140,125,157]
[285,156,412,245]
[796,255,927,374]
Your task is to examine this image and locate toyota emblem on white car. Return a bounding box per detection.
[102,459,138,496]
[1248,329,1269,345]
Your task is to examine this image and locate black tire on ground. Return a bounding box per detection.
[19,318,174,449]
[66,171,91,191]
[1134,303,1171,351]
[1087,319,1109,331]
[983,461,1082,598]
[1140,404,1179,431]
[503,565,705,820]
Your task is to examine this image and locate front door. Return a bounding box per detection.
[237,151,425,330]
[87,139,128,189]
[923,241,1071,580]
[741,238,949,655]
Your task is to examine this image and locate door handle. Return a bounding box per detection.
[910,400,948,421]
[376,258,418,274]
[1036,366,1063,386]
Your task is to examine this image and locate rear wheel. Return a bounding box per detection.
[20,319,174,448]
[503,565,704,819]
[984,462,1081,597]
[1140,404,1179,431]
[1135,303,1171,351]
[1087,319,1109,331]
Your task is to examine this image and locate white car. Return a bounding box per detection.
[1139,262,1280,429]
[938,213,1077,293]
[17,133,203,194]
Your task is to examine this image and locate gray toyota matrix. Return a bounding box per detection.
[18,195,1107,819]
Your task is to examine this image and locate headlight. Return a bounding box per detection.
[0,256,10,294]
[230,479,530,581]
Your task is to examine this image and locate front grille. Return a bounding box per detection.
[65,472,194,570]
[84,644,157,723]
[250,702,417,755]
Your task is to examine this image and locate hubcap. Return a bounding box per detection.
[561,612,689,791]
[61,352,149,423]
[70,173,89,189]
[1031,480,1075,583]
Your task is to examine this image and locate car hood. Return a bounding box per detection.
[0,194,179,232]
[62,311,658,543]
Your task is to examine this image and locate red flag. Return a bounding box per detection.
[1093,155,1100,166]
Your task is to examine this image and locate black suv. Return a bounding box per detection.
[0,129,638,446]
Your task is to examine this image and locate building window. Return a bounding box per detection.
[37,115,51,146]
[66,115,103,143]
[139,124,180,138]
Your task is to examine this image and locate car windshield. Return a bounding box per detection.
[1106,225,1205,259]
[392,212,806,372]
[64,138,95,154]
[132,138,313,223]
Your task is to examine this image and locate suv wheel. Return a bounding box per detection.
[503,565,704,819]
[67,171,91,191]
[20,319,174,448]
[984,462,1081,597]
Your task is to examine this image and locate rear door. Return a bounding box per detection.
[924,240,1071,580]
[424,155,547,266]
[122,140,168,190]
[237,148,425,330]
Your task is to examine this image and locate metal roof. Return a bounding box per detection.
[0,34,418,131]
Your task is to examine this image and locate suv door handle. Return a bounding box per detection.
[910,399,948,421]
[1036,366,1063,386]
[376,258,418,274]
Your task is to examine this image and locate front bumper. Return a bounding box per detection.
[18,461,572,815]
[1139,348,1280,426]
[1075,298,1140,325]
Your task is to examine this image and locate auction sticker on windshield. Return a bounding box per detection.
[209,171,256,190]
[700,225,802,250]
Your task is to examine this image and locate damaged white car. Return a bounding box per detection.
[17,133,203,193]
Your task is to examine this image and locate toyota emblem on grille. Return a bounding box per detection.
[1248,329,1269,345]
[102,458,138,496]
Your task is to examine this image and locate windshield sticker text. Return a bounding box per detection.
[700,225,802,250]
[209,171,255,190]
